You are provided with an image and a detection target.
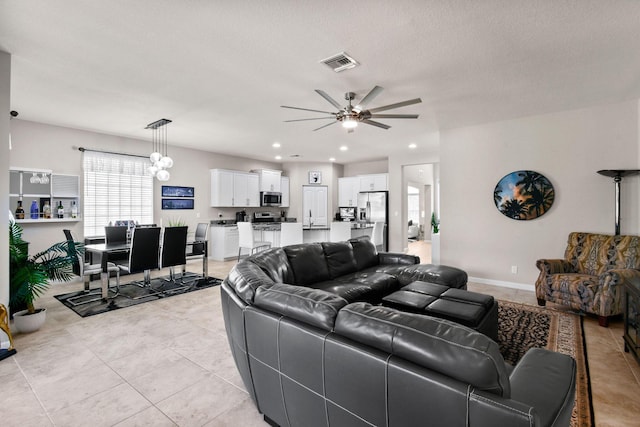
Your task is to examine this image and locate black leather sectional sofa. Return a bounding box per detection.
[221,237,576,427]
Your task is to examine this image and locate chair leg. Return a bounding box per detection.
[598,316,609,327]
[537,298,546,306]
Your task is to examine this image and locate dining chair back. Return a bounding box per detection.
[105,226,128,244]
[161,226,188,281]
[329,222,351,243]
[237,222,271,261]
[117,226,161,289]
[280,222,303,247]
[184,223,209,277]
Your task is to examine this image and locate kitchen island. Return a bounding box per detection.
[209,220,374,261]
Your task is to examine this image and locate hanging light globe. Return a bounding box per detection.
[156,169,170,181]
[150,152,162,163]
[148,164,159,176]
[159,156,174,169]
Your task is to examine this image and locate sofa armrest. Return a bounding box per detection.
[378,251,420,265]
[535,259,575,274]
[596,268,640,316]
[509,348,576,427]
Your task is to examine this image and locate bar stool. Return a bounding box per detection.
[237,222,271,261]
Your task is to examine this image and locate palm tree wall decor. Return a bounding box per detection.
[493,170,555,220]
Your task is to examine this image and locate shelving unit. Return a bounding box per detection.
[10,167,81,223]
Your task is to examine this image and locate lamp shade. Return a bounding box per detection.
[159,156,174,169]
[342,116,358,129]
[150,152,162,163]
[156,169,170,181]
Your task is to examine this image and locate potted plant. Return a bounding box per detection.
[9,220,79,333]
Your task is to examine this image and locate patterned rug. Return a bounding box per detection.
[498,301,593,427]
[54,273,222,318]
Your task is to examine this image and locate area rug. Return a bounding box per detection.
[54,272,222,318]
[498,300,593,427]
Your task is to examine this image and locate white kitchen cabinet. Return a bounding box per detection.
[210,225,240,261]
[210,169,260,207]
[302,185,328,227]
[280,176,290,207]
[338,176,360,207]
[252,169,282,192]
[359,173,388,191]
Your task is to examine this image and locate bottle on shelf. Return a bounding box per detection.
[30,200,39,219]
[57,201,64,219]
[71,201,78,219]
[15,200,25,220]
[43,201,51,219]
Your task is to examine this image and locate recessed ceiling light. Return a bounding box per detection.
[272,142,281,148]
[408,143,417,149]
[329,157,336,162]
[275,155,282,160]
[339,146,348,151]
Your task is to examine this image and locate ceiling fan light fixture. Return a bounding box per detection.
[342,116,358,129]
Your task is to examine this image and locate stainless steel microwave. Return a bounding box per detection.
[260,191,282,207]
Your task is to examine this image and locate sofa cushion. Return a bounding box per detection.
[284,243,330,285]
[249,247,295,284]
[395,264,468,289]
[254,283,348,331]
[349,236,379,270]
[311,272,399,303]
[335,302,511,397]
[322,241,358,278]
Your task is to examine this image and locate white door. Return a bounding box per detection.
[302,185,328,227]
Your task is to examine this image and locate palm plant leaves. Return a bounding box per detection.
[9,221,80,313]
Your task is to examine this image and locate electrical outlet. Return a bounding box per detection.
[196,212,200,218]
[511,265,518,274]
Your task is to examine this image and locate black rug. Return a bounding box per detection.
[54,273,222,318]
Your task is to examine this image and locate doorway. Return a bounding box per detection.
[403,163,436,263]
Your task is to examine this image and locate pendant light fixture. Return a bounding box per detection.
[146,118,173,181]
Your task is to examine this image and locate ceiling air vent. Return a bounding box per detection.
[320,52,359,72]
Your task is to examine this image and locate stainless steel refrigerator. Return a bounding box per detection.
[357,191,388,251]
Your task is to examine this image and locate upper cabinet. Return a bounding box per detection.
[338,177,360,207]
[359,173,388,192]
[252,169,282,192]
[210,169,260,207]
[280,176,290,207]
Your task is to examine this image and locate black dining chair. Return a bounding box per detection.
[160,226,192,291]
[63,229,120,306]
[184,222,209,277]
[104,225,129,263]
[115,226,161,297]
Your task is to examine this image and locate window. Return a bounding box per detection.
[407,185,420,225]
[83,151,153,236]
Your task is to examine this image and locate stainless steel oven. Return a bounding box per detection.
[260,191,282,207]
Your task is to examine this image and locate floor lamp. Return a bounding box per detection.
[597,169,640,235]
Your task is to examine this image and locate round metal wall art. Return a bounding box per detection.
[494,170,555,220]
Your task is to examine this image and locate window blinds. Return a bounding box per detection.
[83,151,154,237]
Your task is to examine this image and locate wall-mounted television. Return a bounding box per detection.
[162,198,194,210]
[161,185,194,198]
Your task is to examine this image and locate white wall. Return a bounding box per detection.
[8,119,282,253]
[440,100,640,288]
[343,159,388,176]
[282,162,342,222]
[0,51,10,308]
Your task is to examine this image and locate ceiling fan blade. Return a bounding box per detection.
[281,105,337,115]
[313,121,338,131]
[362,119,391,130]
[369,113,419,119]
[354,86,383,111]
[284,117,335,122]
[367,98,422,113]
[315,90,343,109]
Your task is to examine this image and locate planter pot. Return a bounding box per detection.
[13,308,46,333]
[431,233,440,265]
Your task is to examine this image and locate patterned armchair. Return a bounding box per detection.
[535,232,640,326]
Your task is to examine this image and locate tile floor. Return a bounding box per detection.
[2,253,640,426]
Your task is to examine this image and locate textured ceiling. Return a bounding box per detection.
[2,1,640,164]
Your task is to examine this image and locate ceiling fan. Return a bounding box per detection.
[281,86,422,132]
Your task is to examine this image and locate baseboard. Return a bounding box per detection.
[468,276,535,292]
